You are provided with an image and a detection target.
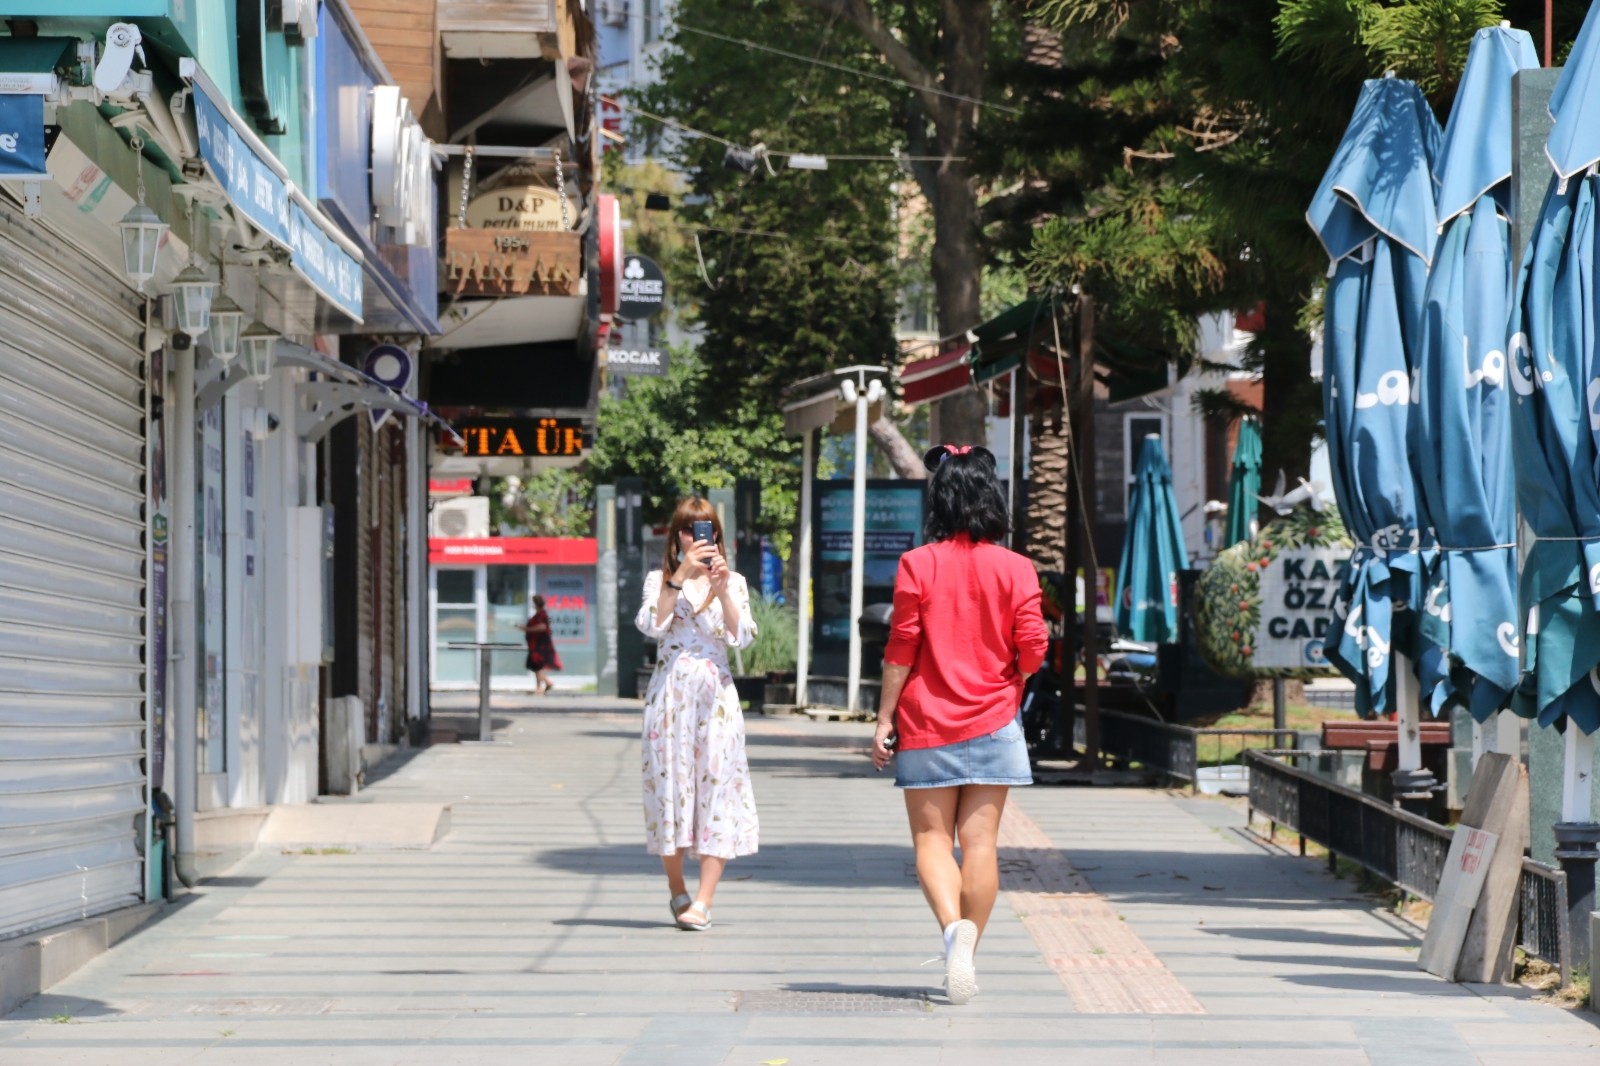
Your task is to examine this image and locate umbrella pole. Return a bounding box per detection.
[1553,728,1599,977]
[1493,709,1521,757]
[1390,652,1437,816]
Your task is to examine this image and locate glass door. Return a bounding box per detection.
[433,567,482,683]
[486,565,530,681]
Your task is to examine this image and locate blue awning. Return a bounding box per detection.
[0,38,73,182]
[182,62,365,323]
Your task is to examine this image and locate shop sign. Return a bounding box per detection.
[465,186,579,232]
[428,537,598,566]
[606,347,668,376]
[192,78,363,319]
[1252,546,1350,668]
[442,417,586,458]
[443,229,581,297]
[0,92,47,179]
[616,253,665,321]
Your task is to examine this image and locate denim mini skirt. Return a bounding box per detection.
[895,715,1032,789]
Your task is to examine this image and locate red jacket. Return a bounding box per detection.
[883,535,1049,750]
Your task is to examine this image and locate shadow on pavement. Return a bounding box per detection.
[550,917,665,930]
[1199,926,1417,949]
[1,993,121,1023]
[535,842,915,889]
[1048,848,1391,909]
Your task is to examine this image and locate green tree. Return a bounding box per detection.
[490,468,594,538]
[583,349,802,556]
[638,0,923,475]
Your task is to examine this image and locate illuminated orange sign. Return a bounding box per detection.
[443,417,586,458]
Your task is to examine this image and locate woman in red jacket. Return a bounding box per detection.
[871,444,1049,1005]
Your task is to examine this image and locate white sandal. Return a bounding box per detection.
[668,893,692,920]
[675,901,712,931]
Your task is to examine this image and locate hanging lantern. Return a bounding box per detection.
[240,322,278,383]
[169,265,218,336]
[207,294,244,362]
[118,203,167,292]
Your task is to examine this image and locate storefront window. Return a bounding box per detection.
[487,565,529,678]
[540,566,596,677]
[435,568,478,682]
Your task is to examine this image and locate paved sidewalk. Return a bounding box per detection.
[1,697,1596,1065]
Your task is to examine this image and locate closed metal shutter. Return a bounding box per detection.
[0,208,148,940]
[356,422,374,741]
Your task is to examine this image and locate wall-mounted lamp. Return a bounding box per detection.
[169,265,217,337]
[240,322,277,382]
[207,294,244,362]
[118,203,167,292]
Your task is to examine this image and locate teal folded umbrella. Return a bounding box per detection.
[1224,417,1261,548]
[1116,435,1188,643]
[1307,75,1448,718]
[1415,26,1536,722]
[1509,2,1600,735]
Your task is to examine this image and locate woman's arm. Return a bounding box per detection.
[635,571,676,638]
[871,663,910,770]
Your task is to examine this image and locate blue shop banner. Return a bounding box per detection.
[192,82,363,320]
[0,93,47,179]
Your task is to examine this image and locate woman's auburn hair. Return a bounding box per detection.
[661,496,724,575]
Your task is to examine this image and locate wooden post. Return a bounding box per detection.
[1076,293,1101,766]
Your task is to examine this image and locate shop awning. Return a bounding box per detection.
[180,61,365,323]
[968,294,1177,404]
[898,343,972,406]
[0,38,74,182]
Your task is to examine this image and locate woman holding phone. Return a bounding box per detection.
[635,497,759,930]
[870,445,1049,1004]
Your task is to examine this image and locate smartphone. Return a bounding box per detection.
[688,521,713,563]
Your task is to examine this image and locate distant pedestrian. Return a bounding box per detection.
[514,594,561,695]
[871,445,1049,1004]
[635,497,759,930]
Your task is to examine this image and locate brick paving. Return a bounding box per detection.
[0,696,1594,1064]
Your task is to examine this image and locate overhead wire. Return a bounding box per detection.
[601,97,965,164]
[634,11,1022,116]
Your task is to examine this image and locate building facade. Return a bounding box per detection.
[0,1,443,947]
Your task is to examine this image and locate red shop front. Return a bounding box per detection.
[428,537,599,691]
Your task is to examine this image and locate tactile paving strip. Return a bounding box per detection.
[999,803,1205,1014]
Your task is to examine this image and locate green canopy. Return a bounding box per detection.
[967,296,1179,403]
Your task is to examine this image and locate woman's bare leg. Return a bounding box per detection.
[954,785,1010,941]
[904,787,963,929]
[661,852,689,900]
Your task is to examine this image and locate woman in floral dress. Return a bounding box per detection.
[635,497,759,931]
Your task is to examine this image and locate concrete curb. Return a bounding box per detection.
[0,902,163,1017]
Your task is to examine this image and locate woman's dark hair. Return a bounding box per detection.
[531,593,546,611]
[923,447,1010,543]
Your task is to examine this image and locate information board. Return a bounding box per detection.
[1251,547,1349,668]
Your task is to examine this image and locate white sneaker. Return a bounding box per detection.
[943,919,979,1005]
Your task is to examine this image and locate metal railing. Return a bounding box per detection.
[1097,709,1295,790]
[1245,749,1571,983]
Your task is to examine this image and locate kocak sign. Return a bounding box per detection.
[1252,546,1350,668]
[606,347,668,377]
[616,253,665,321]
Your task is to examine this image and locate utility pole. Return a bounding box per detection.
[1075,293,1101,767]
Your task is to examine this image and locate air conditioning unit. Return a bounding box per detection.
[600,0,627,27]
[430,496,490,539]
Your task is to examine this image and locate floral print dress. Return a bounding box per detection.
[635,569,759,859]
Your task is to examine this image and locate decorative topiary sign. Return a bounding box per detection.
[1194,505,1352,679]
